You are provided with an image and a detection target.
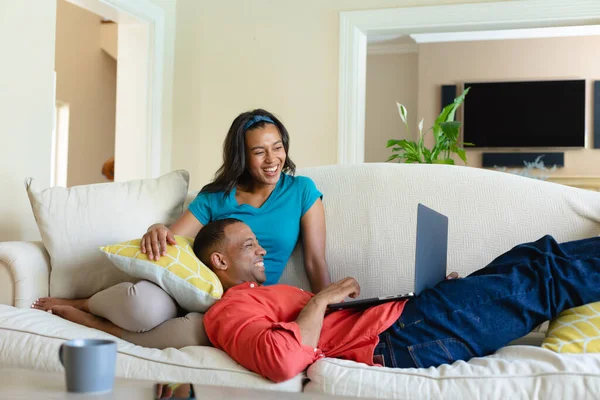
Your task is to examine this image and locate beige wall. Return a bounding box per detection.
[100,22,118,59]
[0,0,509,241]
[418,36,600,176]
[365,53,418,163]
[55,0,117,187]
[0,0,56,241]
[171,0,500,190]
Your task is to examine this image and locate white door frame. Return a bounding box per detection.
[338,0,600,164]
[65,0,175,178]
[51,100,70,187]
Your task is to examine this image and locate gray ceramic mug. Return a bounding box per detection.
[59,339,117,393]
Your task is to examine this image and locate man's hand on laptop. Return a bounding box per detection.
[446,271,460,280]
[312,277,361,307]
[296,278,361,347]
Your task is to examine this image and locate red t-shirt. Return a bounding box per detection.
[204,283,406,382]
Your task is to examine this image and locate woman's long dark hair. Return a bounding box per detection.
[201,109,296,196]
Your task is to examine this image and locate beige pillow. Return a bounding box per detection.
[101,236,223,312]
[26,170,190,299]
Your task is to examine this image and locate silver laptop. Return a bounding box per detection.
[327,203,448,310]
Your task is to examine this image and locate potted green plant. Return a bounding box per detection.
[387,87,472,165]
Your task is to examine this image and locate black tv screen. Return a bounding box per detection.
[462,79,586,148]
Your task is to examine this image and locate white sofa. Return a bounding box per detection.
[2,163,600,399]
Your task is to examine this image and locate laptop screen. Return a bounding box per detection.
[414,203,449,295]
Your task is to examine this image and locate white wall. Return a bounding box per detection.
[149,0,176,177]
[114,23,149,182]
[365,52,418,163]
[55,0,117,187]
[0,0,56,241]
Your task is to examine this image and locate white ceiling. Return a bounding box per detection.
[410,24,600,43]
[368,25,600,45]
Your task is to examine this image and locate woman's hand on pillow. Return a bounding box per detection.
[141,223,177,261]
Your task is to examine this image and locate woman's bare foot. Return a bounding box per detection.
[49,305,123,338]
[31,297,89,312]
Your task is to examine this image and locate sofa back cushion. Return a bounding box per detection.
[279,164,600,298]
[26,170,189,299]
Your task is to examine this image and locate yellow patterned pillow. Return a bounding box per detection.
[101,236,223,312]
[542,302,600,353]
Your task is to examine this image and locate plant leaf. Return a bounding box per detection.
[455,147,467,163]
[435,103,454,127]
[422,147,432,163]
[433,158,455,165]
[447,87,470,122]
[406,142,419,156]
[389,88,471,165]
[400,140,422,163]
[397,102,407,124]
[435,87,470,125]
[432,124,442,144]
[439,121,461,142]
[397,139,415,150]
[388,139,424,163]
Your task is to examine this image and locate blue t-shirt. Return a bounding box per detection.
[188,174,323,285]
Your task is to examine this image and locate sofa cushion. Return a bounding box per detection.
[280,164,600,298]
[305,348,600,399]
[0,305,303,391]
[543,302,600,353]
[25,170,190,299]
[101,236,223,312]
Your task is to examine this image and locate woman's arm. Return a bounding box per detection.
[169,210,204,237]
[300,199,331,293]
[142,211,203,260]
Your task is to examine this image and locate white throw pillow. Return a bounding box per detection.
[26,170,190,299]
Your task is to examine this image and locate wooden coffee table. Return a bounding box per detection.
[0,367,346,399]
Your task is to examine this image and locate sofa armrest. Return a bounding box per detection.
[0,241,50,308]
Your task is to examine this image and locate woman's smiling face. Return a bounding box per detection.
[244,123,286,187]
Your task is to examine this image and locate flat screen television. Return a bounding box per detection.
[462,79,586,148]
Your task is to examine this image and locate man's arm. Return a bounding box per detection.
[206,306,324,382]
[205,278,361,383]
[295,278,361,348]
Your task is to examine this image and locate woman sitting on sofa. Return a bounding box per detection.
[32,108,331,347]
[141,108,330,292]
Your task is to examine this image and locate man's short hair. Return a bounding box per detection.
[193,218,243,268]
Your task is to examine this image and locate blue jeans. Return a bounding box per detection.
[373,235,600,368]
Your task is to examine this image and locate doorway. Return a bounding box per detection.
[54,0,118,186]
[52,0,172,186]
[337,0,600,165]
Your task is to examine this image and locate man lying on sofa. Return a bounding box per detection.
[194,218,600,382]
[44,218,600,383]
